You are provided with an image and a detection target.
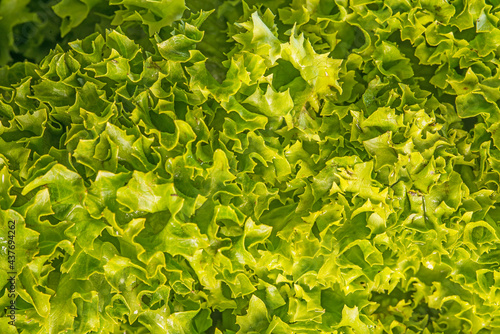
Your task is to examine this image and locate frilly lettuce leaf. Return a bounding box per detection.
[1,0,500,333]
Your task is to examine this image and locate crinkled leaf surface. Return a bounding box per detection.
[1,0,500,333]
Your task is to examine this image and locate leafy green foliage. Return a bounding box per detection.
[1,0,500,333]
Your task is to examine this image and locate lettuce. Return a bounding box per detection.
[1,0,500,333]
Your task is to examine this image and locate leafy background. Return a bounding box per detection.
[1,0,500,333]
